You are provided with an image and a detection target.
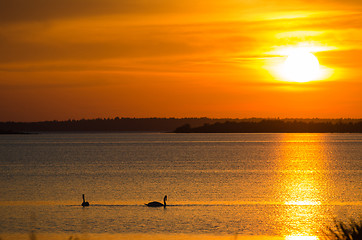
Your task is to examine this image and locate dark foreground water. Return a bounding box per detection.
[0,133,361,240]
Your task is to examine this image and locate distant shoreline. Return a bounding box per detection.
[0,130,37,135]
[174,119,362,133]
[1,118,362,133]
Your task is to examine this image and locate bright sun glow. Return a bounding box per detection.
[284,200,321,206]
[285,235,319,240]
[280,49,321,82]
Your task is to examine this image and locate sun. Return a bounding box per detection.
[280,49,320,82]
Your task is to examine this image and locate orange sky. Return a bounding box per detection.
[0,0,361,121]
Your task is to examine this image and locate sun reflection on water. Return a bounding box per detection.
[274,134,332,239]
[284,201,321,206]
[285,235,319,240]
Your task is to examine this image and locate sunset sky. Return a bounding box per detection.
[0,0,361,121]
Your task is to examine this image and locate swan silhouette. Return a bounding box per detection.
[145,195,167,207]
[81,194,90,207]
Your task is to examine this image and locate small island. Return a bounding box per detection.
[174,119,362,133]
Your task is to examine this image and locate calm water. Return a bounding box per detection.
[0,133,361,240]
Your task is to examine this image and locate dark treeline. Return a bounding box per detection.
[1,118,361,133]
[174,119,362,133]
[0,117,238,133]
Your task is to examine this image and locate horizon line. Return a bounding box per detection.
[1,117,362,123]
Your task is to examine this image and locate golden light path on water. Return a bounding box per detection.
[275,133,331,240]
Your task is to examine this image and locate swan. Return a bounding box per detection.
[81,194,90,207]
[145,195,167,207]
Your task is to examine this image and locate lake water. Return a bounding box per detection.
[0,133,361,240]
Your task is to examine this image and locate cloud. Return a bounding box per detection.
[0,0,173,23]
[0,17,261,65]
[2,0,360,24]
